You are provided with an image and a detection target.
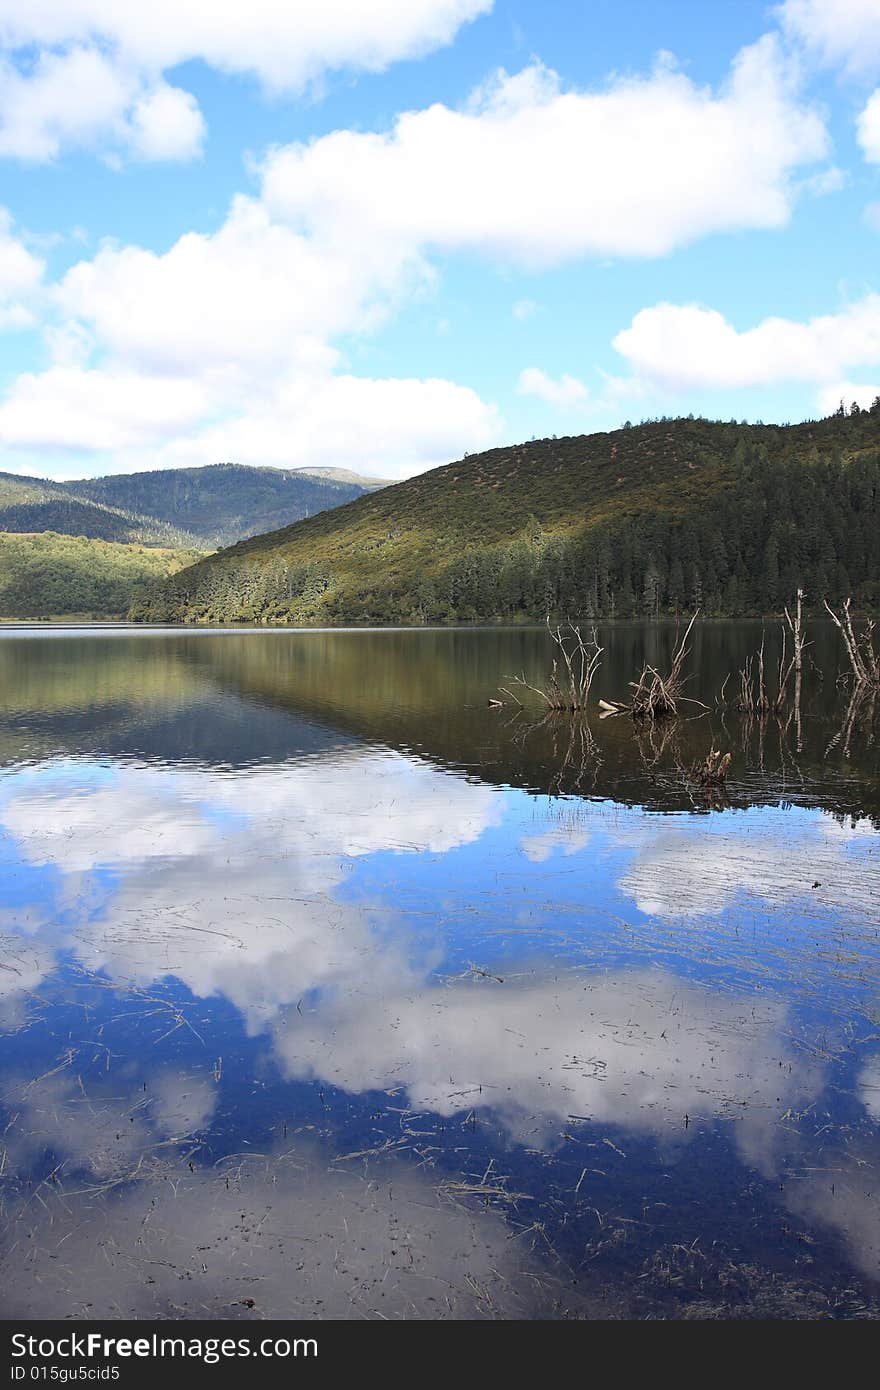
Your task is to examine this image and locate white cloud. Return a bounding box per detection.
[161,372,500,479]
[0,35,834,476]
[517,366,589,409]
[612,294,880,393]
[261,40,829,266]
[0,46,204,164]
[128,83,206,163]
[817,380,880,413]
[52,197,381,376]
[779,0,880,76]
[0,46,134,161]
[0,2,492,94]
[0,366,213,451]
[857,88,880,162]
[0,207,43,308]
[512,299,537,322]
[0,189,498,475]
[0,2,491,163]
[0,362,499,478]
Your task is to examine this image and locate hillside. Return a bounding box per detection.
[131,406,880,625]
[0,462,379,550]
[0,532,200,620]
[0,471,185,547]
[66,463,377,548]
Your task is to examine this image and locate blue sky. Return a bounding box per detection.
[0,0,878,481]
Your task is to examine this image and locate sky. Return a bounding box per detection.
[0,0,878,482]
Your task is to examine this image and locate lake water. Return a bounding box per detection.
[0,622,878,1320]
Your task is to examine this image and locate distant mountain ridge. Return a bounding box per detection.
[0,462,386,551]
[131,407,880,626]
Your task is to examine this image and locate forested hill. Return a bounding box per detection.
[0,463,384,550]
[132,405,880,626]
[0,532,200,619]
[67,464,383,547]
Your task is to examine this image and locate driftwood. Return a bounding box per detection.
[612,611,700,720]
[598,697,629,715]
[823,597,880,688]
[500,622,603,711]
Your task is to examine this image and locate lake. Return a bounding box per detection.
[1,622,878,1319]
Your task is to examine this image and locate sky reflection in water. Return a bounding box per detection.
[0,626,879,1319]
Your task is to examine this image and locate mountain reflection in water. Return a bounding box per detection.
[0,624,878,1319]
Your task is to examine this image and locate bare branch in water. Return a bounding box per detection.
[500,622,603,711]
[824,596,880,688]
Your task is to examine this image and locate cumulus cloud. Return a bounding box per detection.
[0,193,498,475]
[261,40,829,266]
[517,366,590,409]
[0,33,837,477]
[0,362,499,479]
[52,197,386,375]
[0,47,204,164]
[0,2,489,163]
[0,206,43,326]
[160,372,500,479]
[0,32,838,476]
[612,294,880,396]
[0,366,213,451]
[0,2,491,95]
[127,83,207,163]
[817,380,880,414]
[857,88,880,162]
[779,0,880,76]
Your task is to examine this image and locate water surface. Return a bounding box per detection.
[1,623,878,1319]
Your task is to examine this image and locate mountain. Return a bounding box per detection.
[288,466,393,488]
[65,463,380,548]
[0,471,183,547]
[0,462,381,550]
[131,406,880,626]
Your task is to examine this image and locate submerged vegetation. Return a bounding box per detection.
[493,592,877,809]
[132,407,880,626]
